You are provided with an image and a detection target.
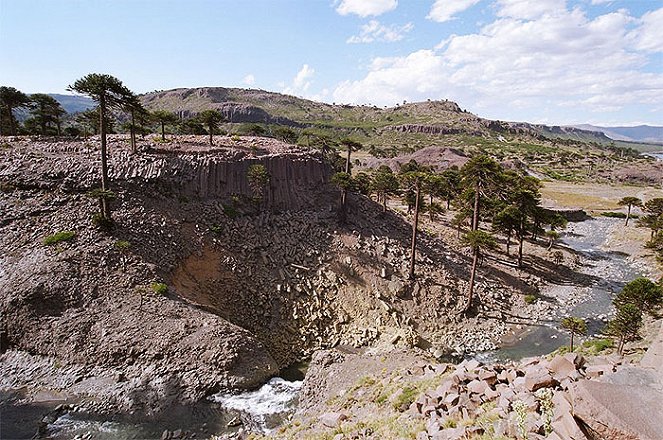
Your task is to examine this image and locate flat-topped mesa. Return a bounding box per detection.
[1,135,333,211]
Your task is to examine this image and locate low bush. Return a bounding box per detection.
[150,282,168,295]
[43,231,76,246]
[524,294,538,304]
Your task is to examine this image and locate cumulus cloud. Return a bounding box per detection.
[335,0,397,17]
[242,74,255,86]
[283,64,316,97]
[347,20,413,43]
[495,0,566,20]
[631,7,663,52]
[333,3,663,123]
[427,0,481,23]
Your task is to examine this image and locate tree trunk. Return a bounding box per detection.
[506,231,511,256]
[161,121,165,141]
[130,109,137,153]
[517,230,524,268]
[408,183,421,280]
[625,205,631,226]
[570,331,575,352]
[209,123,213,145]
[99,98,111,220]
[339,188,347,223]
[7,106,16,136]
[547,237,554,251]
[465,248,479,313]
[345,145,351,174]
[472,181,480,231]
[382,195,387,212]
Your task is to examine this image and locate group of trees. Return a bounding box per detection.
[0,87,66,136]
[330,148,567,313]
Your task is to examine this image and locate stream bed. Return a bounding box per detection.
[484,217,643,361]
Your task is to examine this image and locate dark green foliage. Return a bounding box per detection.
[618,196,642,226]
[608,303,642,354]
[43,231,76,246]
[371,165,400,212]
[0,86,30,135]
[601,211,628,218]
[151,110,179,141]
[26,94,66,135]
[197,109,224,145]
[353,172,372,196]
[613,277,663,315]
[272,125,298,143]
[524,294,537,304]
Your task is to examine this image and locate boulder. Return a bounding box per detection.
[319,412,348,428]
[571,380,663,440]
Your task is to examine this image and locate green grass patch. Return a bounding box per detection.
[43,231,76,246]
[524,294,537,304]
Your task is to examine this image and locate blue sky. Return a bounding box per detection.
[1,0,661,125]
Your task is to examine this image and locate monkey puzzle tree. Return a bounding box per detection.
[340,138,362,174]
[27,93,66,135]
[331,171,354,223]
[247,163,270,203]
[618,196,642,226]
[613,277,663,315]
[460,155,502,231]
[151,110,179,141]
[0,86,30,135]
[371,165,400,212]
[400,167,431,279]
[560,316,587,352]
[68,73,134,222]
[462,230,497,313]
[608,303,642,355]
[123,93,148,153]
[198,109,224,145]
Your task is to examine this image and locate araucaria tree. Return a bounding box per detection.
[0,86,30,135]
[247,163,270,202]
[371,165,400,212]
[68,73,134,222]
[462,230,497,313]
[609,303,642,355]
[460,155,502,231]
[123,93,148,153]
[151,110,179,141]
[198,109,224,145]
[331,171,354,223]
[400,165,431,279]
[340,138,362,174]
[560,316,587,352]
[618,196,642,226]
[27,94,66,135]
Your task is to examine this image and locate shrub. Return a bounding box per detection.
[114,240,130,251]
[92,213,114,230]
[601,211,635,219]
[43,231,76,246]
[150,282,168,295]
[524,294,537,304]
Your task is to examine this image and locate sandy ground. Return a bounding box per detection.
[541,181,663,212]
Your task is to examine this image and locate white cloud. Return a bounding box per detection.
[333,3,663,124]
[495,0,566,20]
[347,20,413,43]
[283,64,316,97]
[242,74,255,86]
[591,0,613,5]
[631,7,663,52]
[427,0,481,23]
[335,0,397,17]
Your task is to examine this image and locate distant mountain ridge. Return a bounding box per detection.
[49,94,95,114]
[570,124,663,144]
[42,87,661,150]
